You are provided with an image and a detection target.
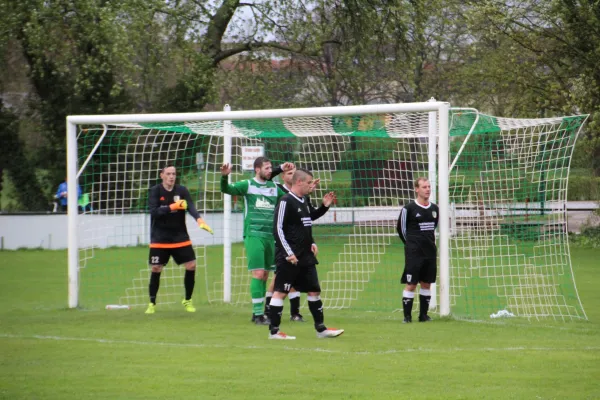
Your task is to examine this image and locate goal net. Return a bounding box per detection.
[448,111,588,320]
[66,103,588,320]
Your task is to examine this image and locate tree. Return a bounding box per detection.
[0,0,320,209]
[464,0,600,174]
[0,100,47,210]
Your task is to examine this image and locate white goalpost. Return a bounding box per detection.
[65,101,587,321]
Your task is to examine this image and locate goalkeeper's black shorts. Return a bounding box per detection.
[148,243,195,266]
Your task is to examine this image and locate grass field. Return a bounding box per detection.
[1,246,599,399]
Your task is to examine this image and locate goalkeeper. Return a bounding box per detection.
[220,157,290,325]
[145,164,213,314]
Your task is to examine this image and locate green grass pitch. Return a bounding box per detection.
[1,246,599,399]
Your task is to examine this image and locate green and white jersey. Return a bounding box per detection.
[221,176,285,239]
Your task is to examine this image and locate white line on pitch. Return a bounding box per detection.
[1,333,599,355]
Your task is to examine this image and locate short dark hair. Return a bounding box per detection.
[414,177,429,189]
[292,168,313,183]
[254,157,271,170]
[161,164,175,173]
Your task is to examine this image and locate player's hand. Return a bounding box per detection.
[311,243,318,256]
[220,163,232,176]
[286,254,298,265]
[169,200,187,211]
[309,178,320,193]
[197,218,214,234]
[282,162,295,172]
[322,191,335,207]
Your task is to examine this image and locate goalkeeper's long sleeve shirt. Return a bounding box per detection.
[148,184,199,246]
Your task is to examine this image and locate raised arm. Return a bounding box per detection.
[219,163,249,195]
[270,161,295,182]
[220,176,250,196]
[308,192,334,221]
[397,207,407,244]
[270,164,283,181]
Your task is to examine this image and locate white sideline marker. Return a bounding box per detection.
[105,305,131,310]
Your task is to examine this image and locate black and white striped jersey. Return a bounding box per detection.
[275,182,329,221]
[274,191,318,266]
[397,200,439,257]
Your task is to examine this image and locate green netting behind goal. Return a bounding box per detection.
[73,109,588,321]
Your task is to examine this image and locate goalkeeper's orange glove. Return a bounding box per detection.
[169,200,187,211]
[197,218,214,234]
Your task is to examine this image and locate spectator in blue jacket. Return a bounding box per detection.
[55,178,82,212]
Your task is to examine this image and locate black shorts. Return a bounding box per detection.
[274,262,321,293]
[149,245,196,266]
[401,255,437,285]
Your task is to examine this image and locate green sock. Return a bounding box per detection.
[261,279,267,298]
[251,278,264,316]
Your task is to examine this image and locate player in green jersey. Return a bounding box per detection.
[220,157,292,324]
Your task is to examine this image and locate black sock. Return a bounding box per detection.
[184,269,195,301]
[269,305,283,335]
[290,295,300,315]
[419,294,431,318]
[264,292,272,315]
[308,297,325,332]
[402,290,414,319]
[149,271,161,304]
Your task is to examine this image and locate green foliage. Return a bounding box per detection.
[461,1,600,173]
[158,53,216,113]
[0,101,46,211]
[214,56,313,111]
[2,0,600,212]
[567,175,600,201]
[3,0,136,193]
[325,178,352,207]
[570,224,600,248]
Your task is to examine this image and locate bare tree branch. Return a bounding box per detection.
[213,41,320,65]
[189,0,214,18]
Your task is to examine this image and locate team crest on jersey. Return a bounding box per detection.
[255,198,274,210]
[432,211,437,218]
[174,195,180,202]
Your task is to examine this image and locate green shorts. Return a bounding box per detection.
[244,236,275,271]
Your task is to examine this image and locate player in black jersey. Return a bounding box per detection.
[396,177,439,323]
[145,165,213,314]
[268,168,344,340]
[266,164,335,321]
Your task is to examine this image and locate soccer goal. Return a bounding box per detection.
[66,101,588,320]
